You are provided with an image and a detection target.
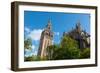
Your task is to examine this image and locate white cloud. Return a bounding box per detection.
[24,28,43,57]
[52,40,54,44]
[25,49,30,52]
[33,51,37,56]
[25,27,30,33]
[32,45,35,50]
[54,32,60,36]
[31,44,38,56]
[28,29,43,41]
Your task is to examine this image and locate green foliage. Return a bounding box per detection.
[24,55,41,61]
[80,48,90,58]
[41,56,48,60]
[46,45,59,60]
[61,36,78,49]
[24,35,90,61]
[24,38,32,50]
[24,38,33,61]
[24,56,34,61]
[53,36,80,60]
[46,35,90,60]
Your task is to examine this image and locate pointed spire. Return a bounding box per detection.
[76,20,82,34]
[46,18,52,30]
[76,20,81,29]
[48,18,51,26]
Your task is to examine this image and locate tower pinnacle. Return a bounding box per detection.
[46,19,52,30]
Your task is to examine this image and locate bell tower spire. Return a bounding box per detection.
[46,19,52,30]
[38,19,53,59]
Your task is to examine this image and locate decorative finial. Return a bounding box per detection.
[46,18,52,30]
[76,20,81,29]
[48,18,51,25]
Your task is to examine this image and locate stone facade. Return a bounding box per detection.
[38,20,90,58]
[63,21,90,49]
[38,20,53,58]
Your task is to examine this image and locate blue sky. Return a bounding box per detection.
[24,11,90,57]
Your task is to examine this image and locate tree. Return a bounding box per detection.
[52,46,80,60]
[24,38,32,61]
[80,48,90,58]
[24,38,32,50]
[46,45,59,60]
[46,35,80,60]
[59,35,80,59]
[24,55,42,61]
[24,56,34,61]
[61,36,78,49]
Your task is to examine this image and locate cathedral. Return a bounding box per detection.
[63,21,90,49]
[38,20,90,58]
[38,20,53,58]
